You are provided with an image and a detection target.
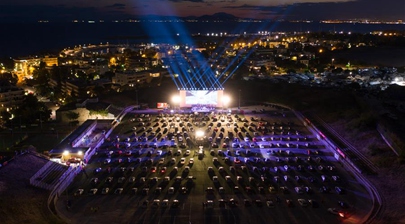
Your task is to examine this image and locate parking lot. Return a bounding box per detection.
[62,105,372,224]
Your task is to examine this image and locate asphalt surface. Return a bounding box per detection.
[58,105,372,224]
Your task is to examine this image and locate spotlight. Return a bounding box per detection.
[172,95,180,104]
[195,130,204,138]
[222,95,231,105]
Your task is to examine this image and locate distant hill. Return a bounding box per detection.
[195,12,238,21]
[134,12,239,22]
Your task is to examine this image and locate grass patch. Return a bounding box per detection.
[0,133,28,152]
[374,156,397,168]
[369,143,386,156]
[348,112,377,131]
[16,134,63,153]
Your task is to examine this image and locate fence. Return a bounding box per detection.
[83,138,105,163]
[45,106,136,222]
[376,123,401,156]
[71,120,97,148]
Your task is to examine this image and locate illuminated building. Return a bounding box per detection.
[112,70,162,86]
[13,56,58,82]
[49,79,94,98]
[0,85,25,111]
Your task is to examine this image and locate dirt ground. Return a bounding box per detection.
[330,120,405,224]
[0,153,63,224]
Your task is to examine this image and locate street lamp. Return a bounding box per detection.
[332,58,335,66]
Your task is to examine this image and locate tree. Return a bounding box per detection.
[332,67,344,74]
[286,68,296,74]
[0,72,18,86]
[33,62,48,78]
[260,66,267,73]
[12,94,51,124]
[144,48,157,58]
[0,110,11,120]
[76,70,87,81]
[200,50,210,59]
[123,49,134,57]
[0,110,12,127]
[64,94,77,105]
[93,85,106,97]
[89,109,109,117]
[315,65,325,73]
[102,71,115,80]
[65,111,79,125]
[0,57,14,69]
[32,61,51,96]
[397,67,405,73]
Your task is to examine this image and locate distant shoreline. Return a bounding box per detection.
[332,46,405,67]
[1,22,404,58]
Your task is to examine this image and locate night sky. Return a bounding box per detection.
[0,0,404,22]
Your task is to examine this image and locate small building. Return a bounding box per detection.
[13,56,58,82]
[112,70,160,86]
[0,84,25,111]
[55,98,117,123]
[49,78,94,98]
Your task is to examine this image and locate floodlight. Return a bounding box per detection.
[63,150,70,156]
[222,95,231,106]
[172,95,180,104]
[195,130,204,138]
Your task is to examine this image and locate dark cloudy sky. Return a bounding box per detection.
[0,0,404,22]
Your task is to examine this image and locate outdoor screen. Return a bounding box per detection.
[186,91,217,105]
[179,90,223,107]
